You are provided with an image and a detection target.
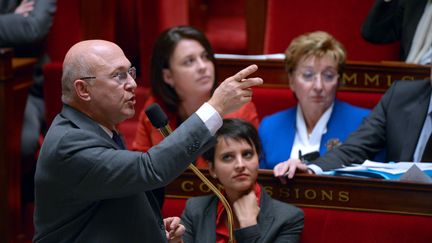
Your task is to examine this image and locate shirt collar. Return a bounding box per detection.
[296,102,334,144]
[428,91,432,115]
[98,124,114,138]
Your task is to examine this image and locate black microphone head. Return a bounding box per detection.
[145,103,168,129]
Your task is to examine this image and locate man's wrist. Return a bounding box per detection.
[196,102,222,135]
[307,164,323,175]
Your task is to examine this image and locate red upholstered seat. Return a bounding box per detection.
[205,16,247,54]
[264,0,400,62]
[301,207,432,243]
[204,0,247,54]
[137,0,247,83]
[46,0,82,62]
[252,86,296,118]
[252,86,383,120]
[162,198,187,218]
[162,198,432,243]
[43,63,63,126]
[136,0,189,85]
[43,0,83,126]
[336,91,383,109]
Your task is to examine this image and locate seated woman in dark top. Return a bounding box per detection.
[181,119,304,243]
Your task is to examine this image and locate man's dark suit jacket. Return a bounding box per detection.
[361,0,428,60]
[181,188,304,243]
[312,79,432,170]
[0,0,56,96]
[34,104,215,243]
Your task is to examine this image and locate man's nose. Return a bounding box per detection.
[124,76,137,91]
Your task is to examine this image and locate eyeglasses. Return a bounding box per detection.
[295,70,338,83]
[80,67,136,84]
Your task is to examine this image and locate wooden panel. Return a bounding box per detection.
[0,48,36,243]
[166,169,432,216]
[216,57,430,92]
[246,0,267,54]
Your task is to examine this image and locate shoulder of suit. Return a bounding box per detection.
[333,99,370,114]
[261,191,304,218]
[390,79,431,93]
[186,194,216,207]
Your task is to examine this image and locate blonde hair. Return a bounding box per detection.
[284,31,346,75]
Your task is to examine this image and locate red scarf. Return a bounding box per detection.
[215,183,261,243]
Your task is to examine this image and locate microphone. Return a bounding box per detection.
[145,103,172,137]
[145,103,235,243]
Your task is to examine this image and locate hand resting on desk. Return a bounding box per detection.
[273,158,313,183]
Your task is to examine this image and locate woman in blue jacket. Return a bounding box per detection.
[259,31,371,169]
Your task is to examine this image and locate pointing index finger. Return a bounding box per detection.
[232,64,258,82]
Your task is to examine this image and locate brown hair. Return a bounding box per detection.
[284,31,346,76]
[150,26,217,112]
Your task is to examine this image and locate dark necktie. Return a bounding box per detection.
[112,131,126,150]
[421,133,432,162]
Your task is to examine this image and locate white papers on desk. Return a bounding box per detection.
[215,53,285,60]
[333,160,432,180]
[360,160,432,174]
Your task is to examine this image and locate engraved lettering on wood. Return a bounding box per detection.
[262,186,350,202]
[338,191,350,202]
[401,76,414,80]
[181,181,194,192]
[364,74,380,86]
[321,190,333,200]
[342,73,357,86]
[385,75,392,87]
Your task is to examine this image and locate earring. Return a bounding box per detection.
[212,174,217,178]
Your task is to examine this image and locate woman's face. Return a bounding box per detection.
[163,39,215,99]
[289,55,339,115]
[209,137,259,195]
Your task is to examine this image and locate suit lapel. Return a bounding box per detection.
[401,87,431,160]
[203,197,218,242]
[256,190,275,239]
[61,104,119,148]
[283,108,297,157]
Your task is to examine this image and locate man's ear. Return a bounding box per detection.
[74,80,91,101]
[162,68,174,87]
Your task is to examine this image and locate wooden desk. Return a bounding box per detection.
[216,57,430,92]
[166,169,432,216]
[0,48,36,243]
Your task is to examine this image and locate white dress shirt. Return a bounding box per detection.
[290,103,334,159]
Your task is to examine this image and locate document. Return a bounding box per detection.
[215,53,285,60]
[332,160,432,180]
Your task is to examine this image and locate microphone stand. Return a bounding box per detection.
[146,104,235,243]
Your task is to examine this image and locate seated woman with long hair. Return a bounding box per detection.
[133,25,259,167]
[132,26,259,207]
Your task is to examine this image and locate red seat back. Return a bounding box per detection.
[46,0,82,62]
[264,0,400,61]
[252,86,383,120]
[43,63,63,126]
